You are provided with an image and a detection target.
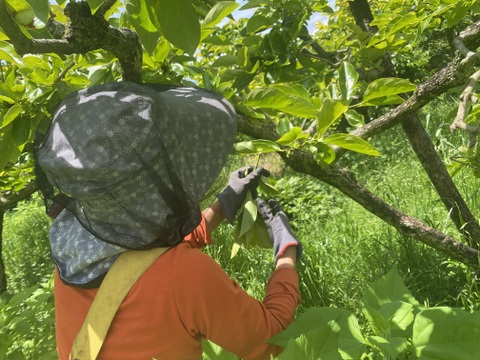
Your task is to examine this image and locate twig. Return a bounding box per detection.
[450,69,480,148]
[53,61,75,87]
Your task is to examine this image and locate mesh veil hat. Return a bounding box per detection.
[36,82,237,287]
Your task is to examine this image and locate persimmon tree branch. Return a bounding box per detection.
[346,2,480,246]
[450,69,480,148]
[0,182,37,212]
[238,113,480,268]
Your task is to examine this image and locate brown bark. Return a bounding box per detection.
[402,116,480,247]
[238,113,480,268]
[283,150,480,268]
[346,1,480,247]
[0,182,37,212]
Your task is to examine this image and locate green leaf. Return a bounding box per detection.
[344,109,365,128]
[276,127,309,146]
[232,192,272,257]
[313,142,336,166]
[202,35,233,46]
[338,62,358,101]
[270,307,366,359]
[0,130,21,171]
[202,1,239,28]
[246,14,274,34]
[0,84,18,104]
[445,0,472,28]
[316,99,349,136]
[86,0,103,12]
[234,139,281,155]
[211,55,237,67]
[385,13,419,38]
[5,0,35,26]
[26,0,49,23]
[11,115,30,146]
[126,0,161,55]
[277,322,343,360]
[1,104,23,129]
[368,336,409,359]
[0,41,24,67]
[362,267,421,337]
[379,301,414,331]
[360,78,416,106]
[243,214,272,249]
[238,193,257,239]
[413,307,480,360]
[363,267,421,310]
[277,118,290,136]
[230,241,241,258]
[258,177,279,196]
[156,0,200,54]
[244,86,317,118]
[323,133,380,157]
[201,339,237,360]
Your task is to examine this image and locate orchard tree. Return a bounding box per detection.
[1,0,480,293]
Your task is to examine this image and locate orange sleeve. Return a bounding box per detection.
[172,248,301,360]
[182,213,213,248]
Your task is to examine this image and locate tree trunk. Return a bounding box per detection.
[402,115,480,248]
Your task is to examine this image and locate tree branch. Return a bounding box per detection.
[237,113,480,268]
[297,160,480,269]
[450,69,480,147]
[402,115,480,247]
[0,182,37,212]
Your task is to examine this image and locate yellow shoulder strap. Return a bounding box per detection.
[69,247,169,360]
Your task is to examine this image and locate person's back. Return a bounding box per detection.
[55,242,300,360]
[36,82,302,359]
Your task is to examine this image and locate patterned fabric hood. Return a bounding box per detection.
[36,82,237,287]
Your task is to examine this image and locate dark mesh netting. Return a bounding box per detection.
[35,82,237,287]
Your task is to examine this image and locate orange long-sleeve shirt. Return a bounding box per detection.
[54,217,301,360]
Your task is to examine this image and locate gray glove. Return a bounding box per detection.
[256,198,302,263]
[217,166,270,223]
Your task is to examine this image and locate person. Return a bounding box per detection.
[35,82,302,360]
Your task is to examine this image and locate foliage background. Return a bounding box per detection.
[1,0,480,358]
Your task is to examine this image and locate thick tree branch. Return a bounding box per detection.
[238,114,480,268]
[402,115,480,247]
[288,155,480,269]
[348,0,377,33]
[342,0,480,247]
[348,26,480,142]
[450,69,480,147]
[0,182,37,212]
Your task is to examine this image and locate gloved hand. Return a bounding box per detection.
[256,198,302,263]
[217,166,270,223]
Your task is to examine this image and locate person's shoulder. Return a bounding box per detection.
[173,242,217,266]
[169,243,225,282]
